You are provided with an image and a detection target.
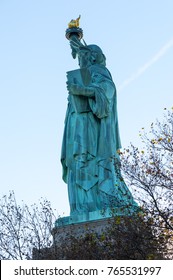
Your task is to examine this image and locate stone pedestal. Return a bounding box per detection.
[52,217,114,245]
[53,206,139,247]
[33,214,165,260]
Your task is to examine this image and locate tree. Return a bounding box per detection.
[120,108,173,258]
[0,191,56,259]
[33,213,165,260]
[0,191,166,260]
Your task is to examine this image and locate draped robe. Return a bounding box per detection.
[61,64,137,215]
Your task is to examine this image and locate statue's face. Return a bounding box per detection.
[78,49,92,68]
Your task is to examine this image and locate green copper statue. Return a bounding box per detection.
[58,16,138,225]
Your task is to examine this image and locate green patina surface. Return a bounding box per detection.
[56,25,138,226]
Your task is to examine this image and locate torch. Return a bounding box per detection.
[65,15,83,59]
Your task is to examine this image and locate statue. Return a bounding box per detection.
[59,16,138,225]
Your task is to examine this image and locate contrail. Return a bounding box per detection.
[118,38,173,91]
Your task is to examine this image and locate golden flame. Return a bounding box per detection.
[68,15,81,28]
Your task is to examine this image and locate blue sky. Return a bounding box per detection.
[0,0,173,216]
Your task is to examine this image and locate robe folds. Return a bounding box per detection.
[61,64,137,215]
